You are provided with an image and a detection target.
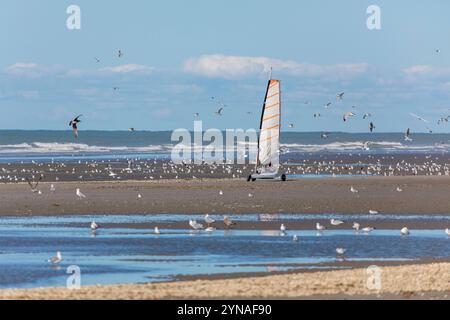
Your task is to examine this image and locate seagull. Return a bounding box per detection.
[194,112,200,118]
[369,122,375,133]
[90,220,99,231]
[445,228,450,236]
[316,222,326,231]
[324,102,332,109]
[154,226,161,234]
[48,251,62,264]
[410,113,429,123]
[330,219,344,226]
[280,224,287,232]
[436,49,441,54]
[118,49,124,58]
[76,188,86,199]
[189,219,204,230]
[215,107,224,116]
[343,112,356,122]
[94,57,100,63]
[26,176,42,193]
[336,92,345,100]
[205,227,216,232]
[363,113,372,119]
[204,214,215,226]
[321,132,330,139]
[69,115,82,138]
[369,210,379,215]
[313,113,322,118]
[352,222,360,231]
[113,87,119,91]
[292,235,299,242]
[350,186,359,193]
[50,184,55,192]
[362,226,375,233]
[400,227,410,236]
[404,128,412,141]
[137,193,142,199]
[219,190,223,195]
[288,123,294,128]
[128,127,135,132]
[336,247,346,255]
[396,187,403,192]
[223,215,236,228]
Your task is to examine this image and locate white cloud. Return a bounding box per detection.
[183,54,369,79]
[99,64,154,74]
[5,63,61,78]
[402,65,450,77]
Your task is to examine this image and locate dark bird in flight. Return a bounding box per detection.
[118,50,124,58]
[369,122,375,132]
[69,115,82,138]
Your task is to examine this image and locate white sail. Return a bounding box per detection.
[256,79,281,174]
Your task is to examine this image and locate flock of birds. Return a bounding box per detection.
[47,212,450,264]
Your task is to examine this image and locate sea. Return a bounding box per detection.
[0,130,449,162]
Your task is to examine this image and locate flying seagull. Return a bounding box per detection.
[343,112,356,122]
[336,92,345,100]
[76,188,86,199]
[94,57,100,63]
[118,49,124,58]
[215,107,224,116]
[26,175,42,193]
[363,113,372,119]
[69,115,82,138]
[404,128,412,141]
[369,122,375,132]
[324,102,332,109]
[410,113,429,123]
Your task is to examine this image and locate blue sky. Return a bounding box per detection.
[1,0,450,132]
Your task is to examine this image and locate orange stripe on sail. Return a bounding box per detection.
[262,113,280,121]
[259,134,279,143]
[269,80,279,88]
[266,92,279,100]
[265,102,279,110]
[261,124,280,132]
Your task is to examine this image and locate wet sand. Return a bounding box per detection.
[1,175,450,216]
[1,262,448,299]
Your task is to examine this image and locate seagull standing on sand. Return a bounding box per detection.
[352,222,360,231]
[48,251,62,264]
[336,247,346,255]
[330,219,344,226]
[189,219,204,230]
[223,215,236,228]
[316,222,326,231]
[280,224,287,233]
[69,115,82,138]
[50,184,56,192]
[350,186,359,193]
[154,226,161,234]
[76,188,86,199]
[204,214,215,227]
[396,187,403,192]
[90,220,98,231]
[369,210,379,215]
[362,226,375,233]
[400,227,410,236]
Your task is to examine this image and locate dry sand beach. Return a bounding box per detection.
[1,262,448,300]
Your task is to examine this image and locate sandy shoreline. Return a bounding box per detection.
[1,262,448,300]
[1,175,450,216]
